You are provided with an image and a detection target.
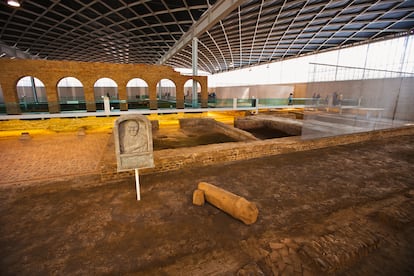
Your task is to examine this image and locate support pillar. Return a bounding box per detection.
[2,82,21,115]
[118,85,128,111]
[192,37,198,108]
[84,85,96,112]
[176,81,185,109]
[45,83,61,114]
[148,83,158,110]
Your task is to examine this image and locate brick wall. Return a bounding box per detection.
[0,59,208,114]
[100,125,414,182]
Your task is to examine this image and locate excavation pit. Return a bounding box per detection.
[242,126,293,139]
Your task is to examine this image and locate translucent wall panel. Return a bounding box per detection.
[208,35,414,87]
[127,78,149,100]
[302,63,414,139]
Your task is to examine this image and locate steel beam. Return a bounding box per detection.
[159,0,246,65]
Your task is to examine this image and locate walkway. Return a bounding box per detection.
[0,133,110,188]
[0,105,305,120]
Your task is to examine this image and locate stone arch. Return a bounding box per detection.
[94,77,118,111]
[57,77,86,111]
[156,79,176,109]
[127,78,149,109]
[0,59,209,114]
[184,79,201,108]
[16,76,48,113]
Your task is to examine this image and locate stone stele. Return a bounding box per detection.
[114,115,154,172]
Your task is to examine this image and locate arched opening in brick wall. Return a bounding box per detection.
[157,79,176,109]
[57,77,86,112]
[184,79,201,108]
[17,76,48,113]
[126,78,149,110]
[94,78,119,111]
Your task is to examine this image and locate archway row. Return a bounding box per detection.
[0,76,202,113]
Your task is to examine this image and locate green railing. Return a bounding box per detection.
[1,97,317,114]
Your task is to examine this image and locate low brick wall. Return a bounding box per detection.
[100,125,414,181]
[235,115,302,135]
[179,118,258,141]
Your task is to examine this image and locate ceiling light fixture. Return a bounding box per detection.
[7,0,21,7]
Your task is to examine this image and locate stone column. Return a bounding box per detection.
[118,85,128,111]
[44,82,61,114]
[2,81,22,115]
[83,84,96,112]
[200,78,208,108]
[175,80,185,109]
[148,82,157,110]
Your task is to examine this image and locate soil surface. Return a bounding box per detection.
[1,134,414,275]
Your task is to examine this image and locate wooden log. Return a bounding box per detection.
[198,182,258,225]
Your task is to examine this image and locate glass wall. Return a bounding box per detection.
[57,77,86,111]
[127,78,149,109]
[94,78,118,110]
[17,76,48,112]
[302,64,414,139]
[156,79,176,108]
[206,35,414,114]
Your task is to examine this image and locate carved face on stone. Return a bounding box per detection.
[126,120,139,136]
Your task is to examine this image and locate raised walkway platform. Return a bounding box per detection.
[0,105,305,120]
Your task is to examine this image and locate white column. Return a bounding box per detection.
[233,98,237,109]
[103,96,110,114]
[135,168,141,201]
[192,37,198,108]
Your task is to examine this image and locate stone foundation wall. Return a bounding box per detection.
[100,125,414,182]
[179,118,258,141]
[235,115,302,136]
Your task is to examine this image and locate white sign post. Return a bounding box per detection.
[135,168,141,201]
[103,96,111,114]
[233,98,237,109]
[113,115,155,201]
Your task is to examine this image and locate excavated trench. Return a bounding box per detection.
[151,115,301,150]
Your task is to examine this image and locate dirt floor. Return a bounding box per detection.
[1,134,414,275]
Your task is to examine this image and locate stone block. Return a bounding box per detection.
[19,132,31,140]
[192,189,205,206]
[77,127,86,136]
